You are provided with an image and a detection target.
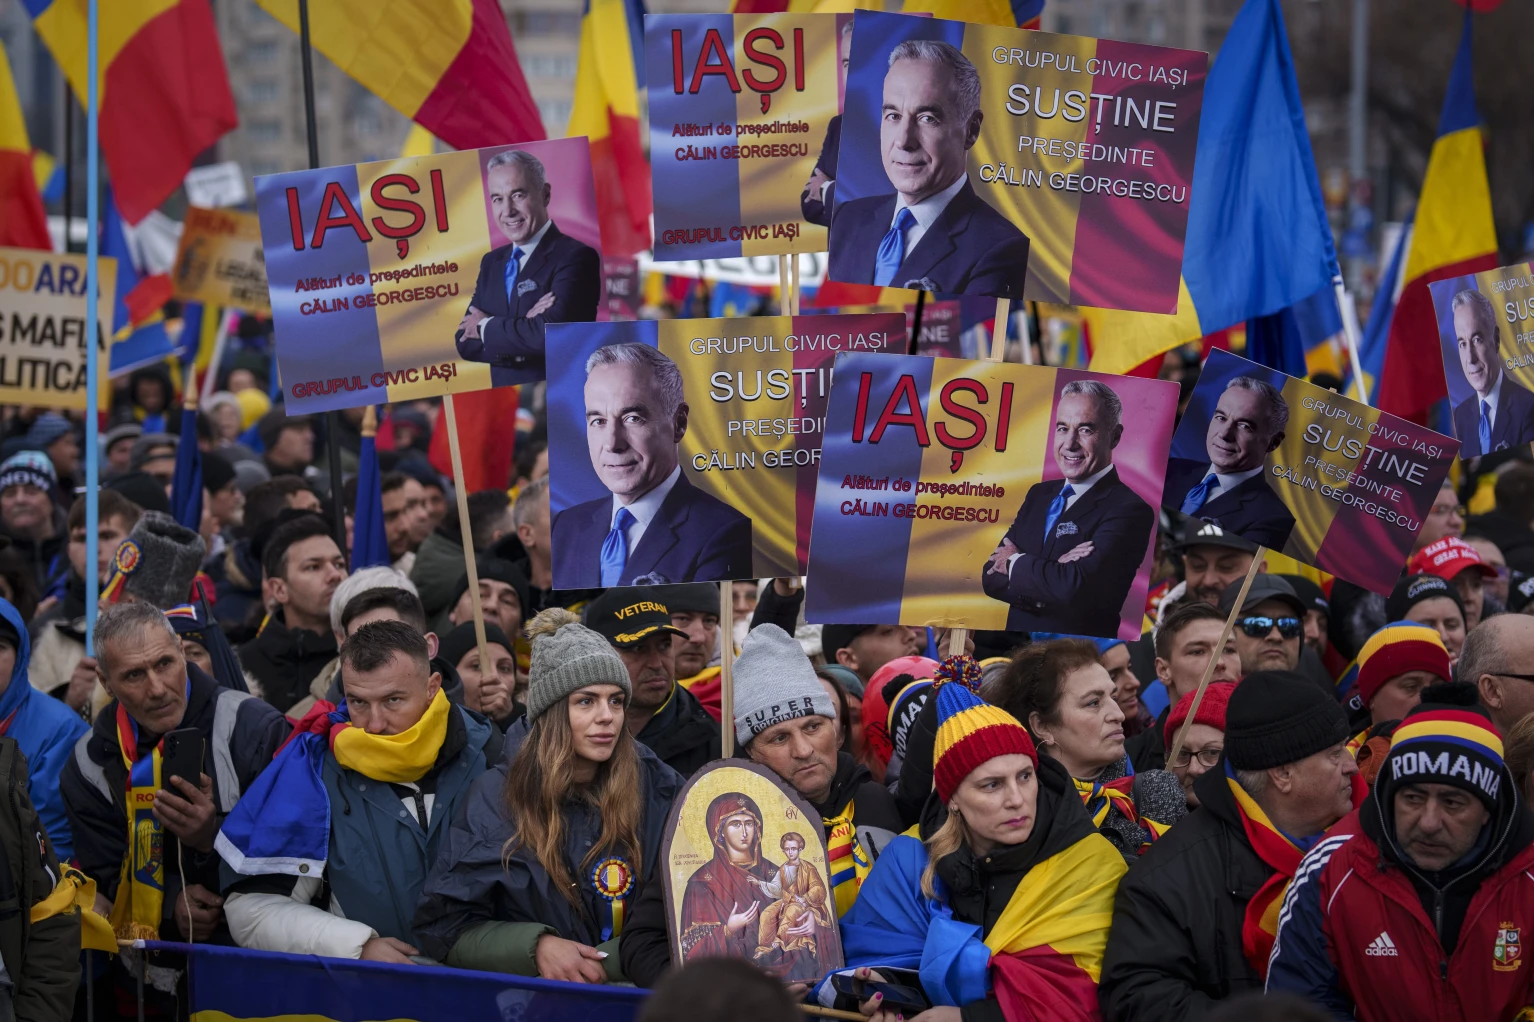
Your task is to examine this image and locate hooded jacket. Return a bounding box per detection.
[1266,777,1534,1022]
[620,751,903,988]
[59,664,289,937]
[412,720,683,978]
[0,598,87,860]
[238,611,339,713]
[1098,766,1275,1022]
[839,757,1124,1022]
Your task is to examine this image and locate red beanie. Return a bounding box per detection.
[1165,682,1236,748]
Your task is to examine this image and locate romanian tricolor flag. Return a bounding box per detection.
[1377,13,1499,423]
[731,1,1044,28]
[27,0,237,225]
[570,0,651,258]
[255,0,545,153]
[1086,0,1335,375]
[0,46,49,250]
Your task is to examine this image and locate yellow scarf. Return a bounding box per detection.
[332,689,450,783]
[823,800,873,918]
[110,705,165,941]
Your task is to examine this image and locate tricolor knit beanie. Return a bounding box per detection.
[524,607,630,724]
[733,623,832,749]
[1380,683,1507,812]
[932,682,1037,803]
[1355,621,1452,709]
[1164,681,1235,748]
[1224,670,1348,771]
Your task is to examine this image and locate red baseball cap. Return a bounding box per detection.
[1409,536,1497,582]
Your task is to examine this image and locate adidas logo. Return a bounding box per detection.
[1365,932,1398,957]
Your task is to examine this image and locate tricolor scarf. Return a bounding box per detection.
[823,799,872,918]
[215,691,449,877]
[1224,763,1364,976]
[110,704,166,940]
[1071,762,1171,852]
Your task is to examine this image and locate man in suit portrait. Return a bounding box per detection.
[1165,376,1297,550]
[455,149,601,375]
[981,379,1154,635]
[827,39,1029,297]
[800,19,853,228]
[552,343,753,588]
[1450,287,1534,457]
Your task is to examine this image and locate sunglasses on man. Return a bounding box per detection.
[1236,615,1303,639]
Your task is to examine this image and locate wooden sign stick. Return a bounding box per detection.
[720,579,736,757]
[441,394,492,687]
[1165,548,1265,769]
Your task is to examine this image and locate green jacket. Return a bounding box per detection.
[412,530,470,632]
[0,737,79,1021]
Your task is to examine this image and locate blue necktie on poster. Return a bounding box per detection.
[503,247,525,302]
[1480,400,1492,454]
[873,209,916,287]
[1180,474,1220,515]
[601,507,636,586]
[1043,484,1074,543]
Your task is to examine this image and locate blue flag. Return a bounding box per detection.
[1352,220,1411,406]
[351,427,391,569]
[169,405,202,530]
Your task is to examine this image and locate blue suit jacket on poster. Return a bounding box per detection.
[454,221,600,377]
[1452,375,1534,458]
[1164,457,1296,551]
[979,467,1153,635]
[827,180,1029,298]
[551,474,754,587]
[800,115,841,228]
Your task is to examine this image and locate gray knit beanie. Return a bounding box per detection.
[734,623,835,748]
[525,607,632,723]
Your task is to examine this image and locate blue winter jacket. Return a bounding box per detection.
[0,597,87,859]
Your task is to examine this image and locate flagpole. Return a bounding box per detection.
[297,0,348,555]
[84,0,100,654]
[1333,276,1370,405]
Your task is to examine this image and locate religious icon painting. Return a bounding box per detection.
[661,761,845,982]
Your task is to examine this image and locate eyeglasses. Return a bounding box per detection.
[1172,747,1224,769]
[1429,502,1466,518]
[1237,615,1303,639]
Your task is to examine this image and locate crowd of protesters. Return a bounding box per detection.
[6,361,1534,1022]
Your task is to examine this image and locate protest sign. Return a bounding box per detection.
[172,206,271,313]
[604,258,642,320]
[1166,349,1458,593]
[254,138,602,414]
[1429,263,1534,458]
[805,354,1177,638]
[827,9,1206,310]
[661,762,843,982]
[545,313,905,588]
[647,12,846,262]
[0,247,115,410]
[906,299,965,357]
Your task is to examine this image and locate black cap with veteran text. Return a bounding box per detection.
[582,586,689,649]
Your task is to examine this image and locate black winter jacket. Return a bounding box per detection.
[412,721,683,961]
[635,682,721,781]
[59,665,289,938]
[620,751,903,988]
[1098,767,1271,1022]
[238,612,338,712]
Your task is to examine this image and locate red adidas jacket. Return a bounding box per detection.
[1267,807,1534,1022]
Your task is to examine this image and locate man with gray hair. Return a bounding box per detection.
[983,377,1154,633]
[455,147,600,377]
[60,602,288,945]
[1450,287,1534,457]
[827,37,1029,297]
[1166,374,1297,550]
[551,342,752,587]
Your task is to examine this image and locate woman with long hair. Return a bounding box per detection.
[835,681,1126,1022]
[986,638,1185,859]
[413,609,683,982]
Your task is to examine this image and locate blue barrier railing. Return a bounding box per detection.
[137,941,648,1022]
